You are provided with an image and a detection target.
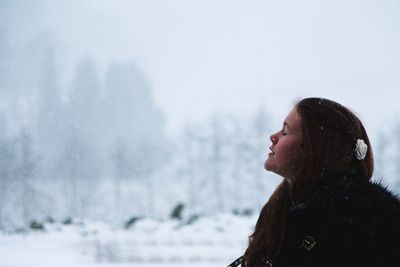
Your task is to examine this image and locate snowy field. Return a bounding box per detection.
[0,214,254,267]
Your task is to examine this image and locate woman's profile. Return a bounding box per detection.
[229,97,400,267]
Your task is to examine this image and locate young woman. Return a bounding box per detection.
[229,97,400,267]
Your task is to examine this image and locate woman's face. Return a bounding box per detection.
[265,107,304,180]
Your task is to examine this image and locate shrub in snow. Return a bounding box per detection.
[232,208,254,216]
[186,214,202,225]
[170,202,185,220]
[30,220,45,231]
[124,216,142,229]
[62,217,73,225]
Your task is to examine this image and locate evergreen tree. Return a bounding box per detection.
[0,115,17,227]
[15,128,38,226]
[105,62,167,217]
[57,56,102,219]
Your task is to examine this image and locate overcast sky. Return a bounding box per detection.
[3,0,400,142]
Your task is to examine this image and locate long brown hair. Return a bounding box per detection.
[244,97,374,266]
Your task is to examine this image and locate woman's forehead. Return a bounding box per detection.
[284,108,302,129]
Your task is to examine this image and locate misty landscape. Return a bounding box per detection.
[1,0,400,266]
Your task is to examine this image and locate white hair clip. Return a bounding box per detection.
[355,139,368,160]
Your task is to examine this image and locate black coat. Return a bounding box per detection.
[268,175,400,267]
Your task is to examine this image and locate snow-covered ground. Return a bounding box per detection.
[0,213,255,267]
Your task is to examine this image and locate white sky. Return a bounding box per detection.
[4,0,400,142]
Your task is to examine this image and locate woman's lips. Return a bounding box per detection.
[269,147,275,155]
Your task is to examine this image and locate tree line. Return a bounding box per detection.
[0,31,398,230]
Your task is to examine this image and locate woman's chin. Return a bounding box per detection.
[265,161,282,176]
[264,160,272,171]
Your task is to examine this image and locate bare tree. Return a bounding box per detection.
[15,128,38,225]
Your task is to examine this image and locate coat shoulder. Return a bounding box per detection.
[308,178,400,232]
[282,177,400,266]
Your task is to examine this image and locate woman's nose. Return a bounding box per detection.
[270,133,278,144]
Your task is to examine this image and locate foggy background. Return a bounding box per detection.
[1,0,400,230]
